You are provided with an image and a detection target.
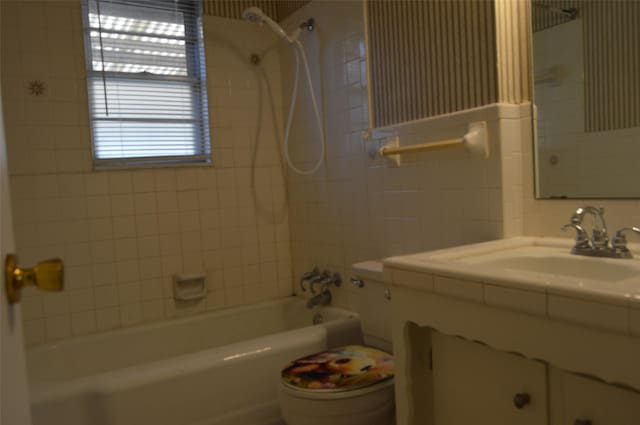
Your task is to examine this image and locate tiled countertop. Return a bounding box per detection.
[384,237,640,336]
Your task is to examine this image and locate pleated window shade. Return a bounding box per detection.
[82,0,211,168]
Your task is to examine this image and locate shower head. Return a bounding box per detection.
[241,6,265,24]
[242,7,294,43]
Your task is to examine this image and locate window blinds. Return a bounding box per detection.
[83,0,211,168]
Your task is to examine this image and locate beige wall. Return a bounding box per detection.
[365,0,532,129]
[495,0,532,105]
[366,0,499,128]
[1,2,292,346]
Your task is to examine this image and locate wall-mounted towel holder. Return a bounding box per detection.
[379,121,489,166]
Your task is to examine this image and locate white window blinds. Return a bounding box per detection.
[83,0,211,168]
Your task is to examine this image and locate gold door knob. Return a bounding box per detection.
[5,254,64,304]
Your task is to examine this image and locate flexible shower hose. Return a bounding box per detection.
[282,40,326,175]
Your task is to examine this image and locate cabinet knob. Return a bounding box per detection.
[513,392,531,409]
[574,420,593,425]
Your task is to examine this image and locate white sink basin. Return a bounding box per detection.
[385,237,640,304]
[457,246,640,283]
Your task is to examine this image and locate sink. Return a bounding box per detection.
[384,237,640,303]
[386,237,640,407]
[456,246,640,283]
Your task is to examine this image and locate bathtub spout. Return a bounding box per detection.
[306,290,331,309]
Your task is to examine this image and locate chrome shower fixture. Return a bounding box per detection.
[242,6,298,43]
[299,18,314,32]
[242,6,327,176]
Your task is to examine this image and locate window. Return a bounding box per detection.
[82,0,210,168]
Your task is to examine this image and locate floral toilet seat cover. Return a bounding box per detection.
[281,345,394,392]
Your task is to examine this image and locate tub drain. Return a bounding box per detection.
[312,312,324,325]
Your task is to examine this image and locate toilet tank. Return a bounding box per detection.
[349,261,393,352]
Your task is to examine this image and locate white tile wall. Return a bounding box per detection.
[6,0,635,348]
[547,295,629,334]
[389,267,635,336]
[484,284,547,317]
[1,2,292,346]
[433,275,484,303]
[280,1,506,308]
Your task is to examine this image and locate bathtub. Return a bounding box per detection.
[27,298,362,425]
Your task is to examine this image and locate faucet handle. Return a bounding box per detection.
[299,267,320,292]
[310,272,341,294]
[309,270,330,294]
[611,227,640,258]
[301,268,319,279]
[561,223,590,249]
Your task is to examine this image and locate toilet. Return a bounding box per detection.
[279,261,395,425]
[279,344,395,425]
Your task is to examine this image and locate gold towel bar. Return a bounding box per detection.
[380,138,464,156]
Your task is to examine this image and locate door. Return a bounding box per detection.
[549,367,640,425]
[432,332,548,425]
[0,10,32,421]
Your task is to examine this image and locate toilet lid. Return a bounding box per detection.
[281,345,394,392]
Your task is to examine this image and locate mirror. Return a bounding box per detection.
[532,1,640,199]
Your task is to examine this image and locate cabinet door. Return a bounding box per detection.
[550,368,640,425]
[432,332,548,425]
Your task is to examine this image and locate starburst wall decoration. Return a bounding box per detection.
[28,80,45,96]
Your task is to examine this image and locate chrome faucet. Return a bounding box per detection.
[570,206,609,250]
[306,290,331,308]
[563,207,640,258]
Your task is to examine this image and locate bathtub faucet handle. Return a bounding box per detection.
[299,267,320,292]
[329,272,342,288]
[309,270,330,294]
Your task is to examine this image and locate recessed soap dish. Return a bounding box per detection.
[173,273,207,301]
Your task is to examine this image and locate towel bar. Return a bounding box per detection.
[379,121,489,166]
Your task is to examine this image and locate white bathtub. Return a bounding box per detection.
[27,298,362,425]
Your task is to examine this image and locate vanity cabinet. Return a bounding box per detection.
[386,237,640,425]
[428,332,640,425]
[431,332,547,425]
[549,368,640,425]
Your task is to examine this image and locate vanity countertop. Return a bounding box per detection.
[384,237,640,336]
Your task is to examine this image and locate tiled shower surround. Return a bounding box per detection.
[279,2,505,306]
[1,2,291,345]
